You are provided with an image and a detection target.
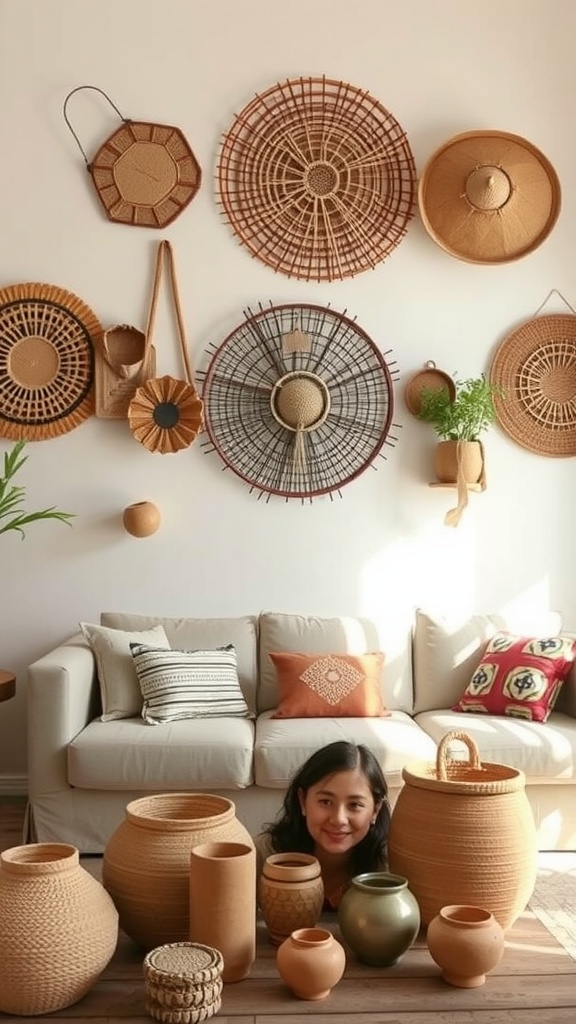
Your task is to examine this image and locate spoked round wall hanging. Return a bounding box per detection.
[200,303,398,500]
[216,76,416,281]
[0,282,100,440]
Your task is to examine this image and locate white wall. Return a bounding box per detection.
[1,0,575,785]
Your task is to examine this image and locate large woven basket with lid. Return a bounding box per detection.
[387,731,537,929]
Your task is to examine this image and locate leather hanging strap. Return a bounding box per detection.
[145,239,195,386]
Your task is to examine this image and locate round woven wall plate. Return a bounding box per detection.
[217,76,416,281]
[404,362,456,416]
[418,130,561,264]
[200,303,398,500]
[490,314,576,457]
[0,282,99,440]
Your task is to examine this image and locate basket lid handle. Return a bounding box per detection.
[63,85,128,165]
[436,731,481,780]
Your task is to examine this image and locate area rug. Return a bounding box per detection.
[528,852,576,960]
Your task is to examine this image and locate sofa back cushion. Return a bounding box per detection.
[258,611,413,714]
[100,612,259,714]
[413,607,563,713]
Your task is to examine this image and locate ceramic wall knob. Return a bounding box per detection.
[426,904,505,987]
[276,927,346,1000]
[122,500,161,537]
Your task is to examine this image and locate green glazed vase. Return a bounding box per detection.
[338,871,421,966]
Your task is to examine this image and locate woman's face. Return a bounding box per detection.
[298,767,380,858]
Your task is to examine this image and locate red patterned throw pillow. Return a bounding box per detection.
[270,651,389,718]
[453,632,576,722]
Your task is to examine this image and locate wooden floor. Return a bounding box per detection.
[1,797,575,1022]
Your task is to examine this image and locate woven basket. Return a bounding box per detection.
[387,731,538,929]
[102,793,253,949]
[0,843,118,1016]
[143,942,223,1024]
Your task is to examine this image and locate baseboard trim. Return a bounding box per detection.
[0,774,28,797]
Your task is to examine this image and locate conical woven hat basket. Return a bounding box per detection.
[387,731,537,929]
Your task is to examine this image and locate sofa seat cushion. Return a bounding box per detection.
[68,717,255,790]
[415,710,576,782]
[254,710,438,790]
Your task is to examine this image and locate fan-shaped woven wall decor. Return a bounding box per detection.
[490,314,576,457]
[200,303,398,500]
[0,282,99,440]
[216,76,416,281]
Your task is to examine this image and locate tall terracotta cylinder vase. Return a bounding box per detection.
[0,843,118,1016]
[103,793,253,950]
[189,841,256,983]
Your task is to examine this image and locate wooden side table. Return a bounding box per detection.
[0,671,16,703]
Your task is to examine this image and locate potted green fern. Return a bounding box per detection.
[417,375,502,526]
[0,440,74,539]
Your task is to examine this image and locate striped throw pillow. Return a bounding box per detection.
[130,642,252,724]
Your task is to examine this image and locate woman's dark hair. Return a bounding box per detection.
[263,740,391,876]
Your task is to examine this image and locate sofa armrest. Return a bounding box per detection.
[27,634,100,797]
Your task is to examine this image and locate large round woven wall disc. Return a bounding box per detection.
[0,282,100,440]
[490,314,576,457]
[217,76,416,281]
[200,302,398,500]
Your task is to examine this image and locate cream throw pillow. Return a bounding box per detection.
[80,622,170,721]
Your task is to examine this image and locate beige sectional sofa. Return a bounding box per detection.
[26,609,576,853]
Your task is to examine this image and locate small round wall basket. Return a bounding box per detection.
[490,313,576,457]
[217,76,416,281]
[200,303,398,500]
[0,282,99,441]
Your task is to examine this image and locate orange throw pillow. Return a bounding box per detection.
[270,651,388,718]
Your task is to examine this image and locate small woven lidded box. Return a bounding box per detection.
[143,942,223,1024]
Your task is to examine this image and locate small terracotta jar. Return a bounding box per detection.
[258,852,324,946]
[276,927,346,1000]
[426,904,505,987]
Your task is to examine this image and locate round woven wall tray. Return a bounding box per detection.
[418,130,561,264]
[490,313,576,457]
[0,282,100,441]
[200,302,398,500]
[217,76,416,282]
[404,361,456,416]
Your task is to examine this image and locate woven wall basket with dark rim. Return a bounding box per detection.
[490,313,576,457]
[199,302,399,501]
[216,75,416,282]
[0,282,100,441]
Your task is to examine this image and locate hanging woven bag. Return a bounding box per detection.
[127,240,203,454]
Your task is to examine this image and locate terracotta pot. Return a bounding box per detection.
[426,904,505,987]
[122,500,161,537]
[189,841,256,983]
[257,852,324,946]
[434,440,484,485]
[0,843,118,1016]
[102,793,253,949]
[388,732,537,929]
[338,871,420,966]
[276,927,346,1000]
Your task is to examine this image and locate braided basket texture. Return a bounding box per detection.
[388,732,538,928]
[144,942,223,1024]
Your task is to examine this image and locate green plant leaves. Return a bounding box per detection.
[417,376,502,441]
[0,440,75,539]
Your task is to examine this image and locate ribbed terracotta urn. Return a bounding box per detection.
[388,731,537,929]
[103,793,253,949]
[258,852,324,946]
[0,843,118,1016]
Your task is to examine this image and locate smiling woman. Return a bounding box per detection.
[254,741,391,909]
